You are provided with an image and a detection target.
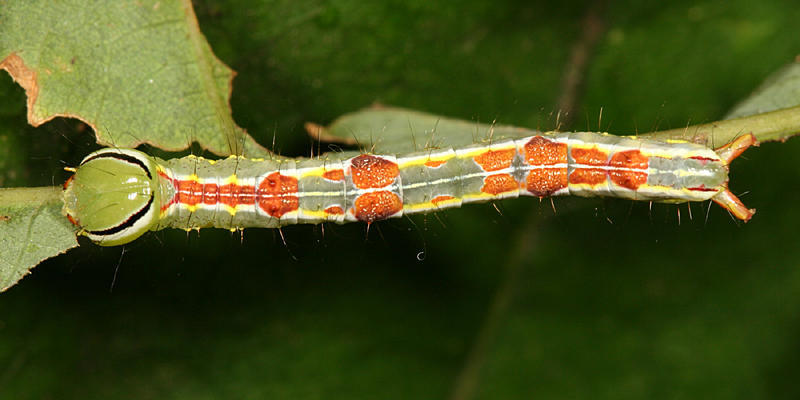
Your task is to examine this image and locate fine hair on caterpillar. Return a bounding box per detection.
[62,130,757,246]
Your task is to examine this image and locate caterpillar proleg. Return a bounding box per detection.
[62,132,757,246]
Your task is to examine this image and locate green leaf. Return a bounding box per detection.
[0,187,77,292]
[0,0,267,157]
[726,59,800,119]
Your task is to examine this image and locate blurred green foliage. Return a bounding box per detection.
[2,0,800,399]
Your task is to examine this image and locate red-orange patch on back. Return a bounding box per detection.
[324,206,344,214]
[202,183,218,205]
[607,150,648,190]
[569,169,607,186]
[322,169,344,181]
[431,195,455,205]
[571,147,608,165]
[609,171,647,190]
[353,191,403,222]
[424,160,447,168]
[524,136,567,165]
[609,150,648,169]
[350,155,399,189]
[219,183,256,208]
[176,180,203,206]
[481,174,518,195]
[473,149,515,172]
[569,148,609,187]
[526,168,568,197]
[257,172,299,218]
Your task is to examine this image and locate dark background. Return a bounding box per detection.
[2,1,800,398]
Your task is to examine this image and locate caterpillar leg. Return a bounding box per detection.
[711,134,758,221]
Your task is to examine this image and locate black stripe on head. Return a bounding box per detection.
[81,152,153,179]
[86,193,155,236]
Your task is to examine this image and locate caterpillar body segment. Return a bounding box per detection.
[62,132,757,246]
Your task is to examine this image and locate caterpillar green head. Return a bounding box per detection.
[63,148,162,246]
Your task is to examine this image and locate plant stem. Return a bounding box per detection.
[0,187,62,207]
[643,105,800,145]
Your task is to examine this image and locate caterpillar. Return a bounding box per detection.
[62,131,757,246]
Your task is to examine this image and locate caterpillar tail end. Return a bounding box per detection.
[711,133,758,222]
[715,133,758,164]
[712,189,755,222]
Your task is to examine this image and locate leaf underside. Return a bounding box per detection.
[0,187,77,292]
